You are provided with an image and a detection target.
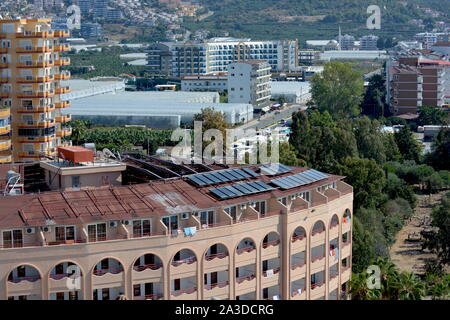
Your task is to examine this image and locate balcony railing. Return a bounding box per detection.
[311,229,325,236]
[311,255,325,263]
[292,234,305,242]
[171,256,196,267]
[291,287,306,297]
[133,263,163,272]
[329,271,339,280]
[93,267,124,276]
[16,31,55,38]
[49,272,82,280]
[236,245,256,255]
[205,252,228,261]
[171,287,197,296]
[16,46,53,53]
[204,281,229,290]
[262,267,280,277]
[8,275,41,283]
[311,281,325,290]
[134,294,163,300]
[236,274,255,284]
[262,239,280,249]
[291,261,305,270]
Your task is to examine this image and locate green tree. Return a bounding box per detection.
[417,106,448,126]
[394,126,422,163]
[337,157,385,209]
[310,62,364,118]
[70,120,88,145]
[426,128,450,171]
[361,74,387,118]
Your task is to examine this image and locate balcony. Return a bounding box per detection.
[0,125,11,135]
[0,76,8,83]
[0,62,8,68]
[261,239,280,259]
[92,268,124,288]
[134,294,163,300]
[0,139,11,151]
[7,276,41,296]
[341,266,351,282]
[55,86,71,94]
[235,274,256,293]
[56,127,72,137]
[16,61,54,68]
[16,31,55,38]
[291,262,306,279]
[171,287,197,300]
[55,71,71,80]
[17,90,55,99]
[235,246,257,266]
[171,256,197,277]
[18,119,55,128]
[203,281,229,299]
[291,287,306,300]
[54,57,70,66]
[310,281,326,299]
[0,154,12,163]
[16,46,53,53]
[0,108,10,118]
[17,104,55,113]
[54,43,70,52]
[262,267,280,285]
[132,263,163,283]
[18,150,55,159]
[0,91,10,98]
[204,252,229,272]
[55,114,72,123]
[0,48,8,53]
[17,75,54,83]
[55,101,70,109]
[54,30,70,38]
[311,255,326,271]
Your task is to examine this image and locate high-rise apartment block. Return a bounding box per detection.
[360,35,379,51]
[228,61,272,109]
[0,19,71,162]
[147,38,299,78]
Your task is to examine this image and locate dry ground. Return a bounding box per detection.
[390,192,446,275]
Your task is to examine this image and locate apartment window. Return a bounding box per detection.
[199,211,215,226]
[132,219,151,237]
[299,191,310,202]
[56,292,65,300]
[87,223,106,242]
[162,215,178,232]
[133,284,141,297]
[255,201,266,215]
[2,230,23,248]
[55,226,75,242]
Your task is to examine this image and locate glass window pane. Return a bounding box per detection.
[55,227,65,241]
[88,225,96,242]
[66,226,75,240]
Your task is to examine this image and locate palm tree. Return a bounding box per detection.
[394,272,425,300]
[350,272,382,300]
[70,120,87,146]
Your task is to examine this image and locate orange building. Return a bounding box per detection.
[0,19,71,162]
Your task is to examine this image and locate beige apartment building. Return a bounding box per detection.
[0,163,353,301]
[0,18,71,162]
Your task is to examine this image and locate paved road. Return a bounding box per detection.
[239,103,307,131]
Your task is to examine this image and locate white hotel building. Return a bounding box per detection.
[147,38,299,77]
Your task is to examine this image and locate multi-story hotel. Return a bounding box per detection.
[0,18,71,162]
[147,38,299,78]
[0,157,353,301]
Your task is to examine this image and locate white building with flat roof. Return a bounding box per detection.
[181,74,228,92]
[271,81,312,104]
[227,61,272,109]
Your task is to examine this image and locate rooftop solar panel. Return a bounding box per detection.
[242,167,259,177]
[209,181,274,199]
[260,163,293,176]
[270,169,329,190]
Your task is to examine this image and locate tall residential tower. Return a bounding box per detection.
[0,19,71,162]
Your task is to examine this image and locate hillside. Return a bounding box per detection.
[183,0,450,44]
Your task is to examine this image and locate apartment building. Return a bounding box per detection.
[0,162,353,300]
[0,105,11,163]
[414,32,450,49]
[228,61,272,109]
[360,35,379,51]
[388,56,447,115]
[181,74,228,92]
[0,19,71,162]
[147,38,299,78]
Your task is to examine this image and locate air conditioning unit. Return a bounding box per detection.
[181,213,189,220]
[42,226,51,233]
[121,220,131,226]
[110,221,118,227]
[26,227,35,234]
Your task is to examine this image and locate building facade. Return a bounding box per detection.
[0,19,71,162]
[147,38,299,78]
[181,75,228,92]
[360,35,379,51]
[388,56,447,115]
[0,163,353,300]
[0,105,11,163]
[227,61,272,109]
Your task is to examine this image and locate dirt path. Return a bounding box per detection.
[389,192,445,275]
